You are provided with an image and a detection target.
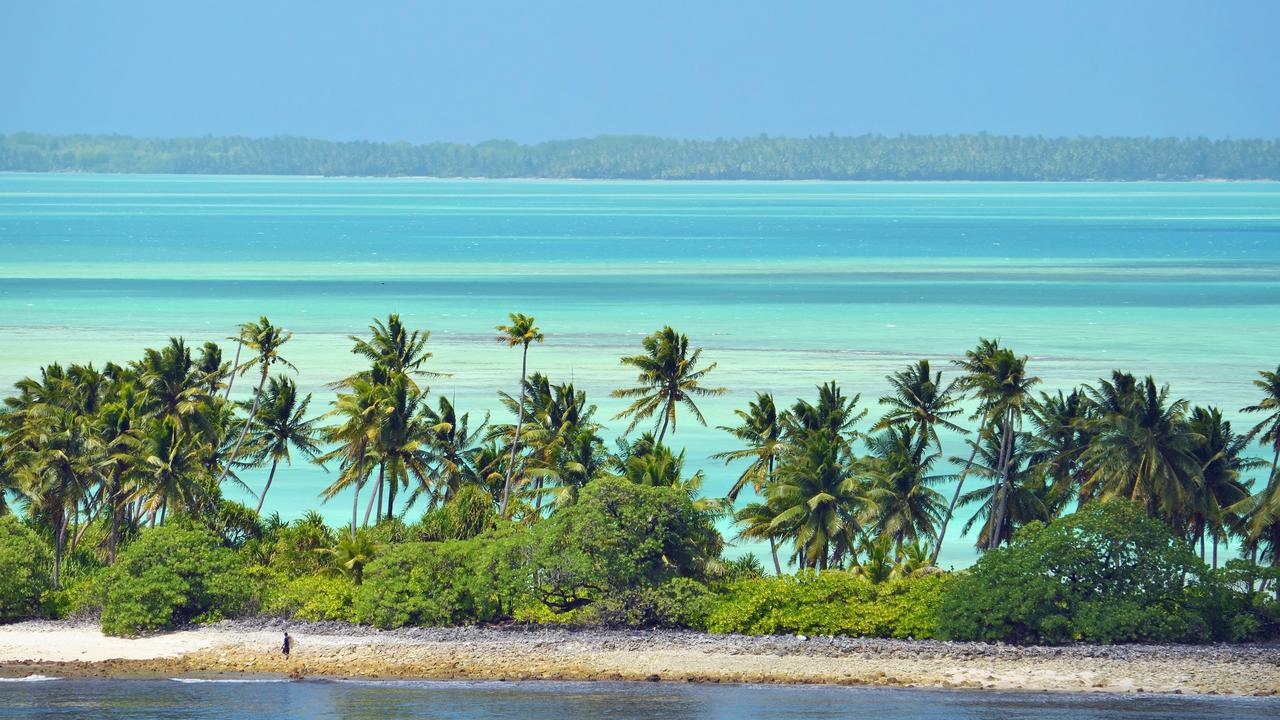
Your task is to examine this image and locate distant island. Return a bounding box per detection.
[2,132,1278,180]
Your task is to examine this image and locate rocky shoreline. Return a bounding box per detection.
[3,619,1279,696]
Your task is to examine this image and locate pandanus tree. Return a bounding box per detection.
[496,313,543,516]
[612,326,726,443]
[244,375,324,514]
[712,392,787,503]
[217,317,294,489]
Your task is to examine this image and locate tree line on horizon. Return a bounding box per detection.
[3,132,1279,180]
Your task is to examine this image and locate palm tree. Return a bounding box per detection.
[733,500,786,575]
[348,314,440,390]
[859,426,948,555]
[136,416,209,525]
[1024,389,1093,511]
[767,430,860,570]
[1081,375,1203,534]
[1242,365,1280,488]
[956,425,1052,548]
[712,393,787,503]
[612,326,726,443]
[318,533,376,585]
[217,317,294,489]
[244,375,324,514]
[974,348,1040,550]
[1188,406,1262,566]
[931,339,1001,563]
[318,374,386,540]
[872,359,965,456]
[496,312,543,516]
[371,376,434,522]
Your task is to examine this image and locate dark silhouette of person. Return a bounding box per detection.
[282,631,292,658]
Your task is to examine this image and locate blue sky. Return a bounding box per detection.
[2,1,1277,142]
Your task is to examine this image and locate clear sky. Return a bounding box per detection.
[2,1,1277,142]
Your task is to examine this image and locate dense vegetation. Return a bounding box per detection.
[4,133,1280,180]
[1,313,1278,642]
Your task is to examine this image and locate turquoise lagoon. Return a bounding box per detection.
[1,174,1278,567]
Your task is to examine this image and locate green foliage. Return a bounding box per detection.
[938,501,1215,644]
[99,522,253,636]
[264,573,356,622]
[589,577,715,629]
[4,133,1279,180]
[706,571,951,638]
[531,478,721,613]
[0,515,53,621]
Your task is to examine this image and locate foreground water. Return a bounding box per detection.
[2,175,1279,567]
[1,679,1278,720]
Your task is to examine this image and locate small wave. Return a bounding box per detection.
[169,678,292,684]
[0,674,62,682]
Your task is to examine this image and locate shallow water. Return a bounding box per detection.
[1,679,1278,720]
[2,175,1278,567]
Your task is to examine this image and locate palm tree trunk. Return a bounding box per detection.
[1212,534,1218,570]
[989,416,1015,551]
[656,408,671,444]
[351,447,366,541]
[769,537,782,576]
[386,469,397,522]
[254,458,280,515]
[53,509,65,590]
[217,368,268,487]
[500,344,530,516]
[223,338,244,400]
[930,439,982,565]
[363,462,384,528]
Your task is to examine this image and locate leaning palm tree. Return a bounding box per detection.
[496,313,543,515]
[712,393,787,503]
[216,317,294,489]
[612,326,726,443]
[1242,365,1280,487]
[244,375,324,514]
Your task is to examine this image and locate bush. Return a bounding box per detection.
[590,578,716,629]
[0,515,53,621]
[530,478,720,614]
[264,573,356,622]
[706,571,951,638]
[938,501,1213,645]
[100,522,253,636]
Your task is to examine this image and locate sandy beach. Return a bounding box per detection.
[2,620,1277,696]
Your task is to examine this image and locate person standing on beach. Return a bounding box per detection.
[282,631,292,659]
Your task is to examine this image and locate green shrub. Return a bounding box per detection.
[589,577,715,629]
[100,522,253,636]
[938,501,1212,645]
[706,571,951,638]
[0,515,53,621]
[264,573,356,622]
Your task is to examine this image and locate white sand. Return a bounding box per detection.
[0,623,229,662]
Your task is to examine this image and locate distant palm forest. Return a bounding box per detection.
[2,132,1279,180]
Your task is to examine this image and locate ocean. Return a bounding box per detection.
[1,678,1277,719]
[1,174,1277,568]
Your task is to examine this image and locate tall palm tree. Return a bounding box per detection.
[217,317,294,489]
[371,376,434,522]
[872,359,965,456]
[612,326,726,443]
[974,348,1040,550]
[768,430,860,570]
[956,427,1051,549]
[1023,389,1093,511]
[347,314,440,390]
[1242,365,1280,488]
[1188,406,1262,566]
[318,374,386,540]
[496,312,543,515]
[859,426,948,555]
[712,393,787,503]
[931,339,1001,563]
[244,375,324,514]
[1081,375,1203,534]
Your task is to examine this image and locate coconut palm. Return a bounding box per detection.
[1081,375,1203,533]
[733,499,786,575]
[318,374,386,540]
[370,376,434,522]
[347,314,440,390]
[135,416,210,525]
[872,359,965,456]
[712,393,787,503]
[957,427,1051,549]
[217,317,294,489]
[973,348,1040,549]
[767,430,860,570]
[1242,365,1280,487]
[496,313,543,515]
[859,426,948,555]
[612,326,726,443]
[1024,389,1093,510]
[1188,406,1263,566]
[243,375,324,514]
